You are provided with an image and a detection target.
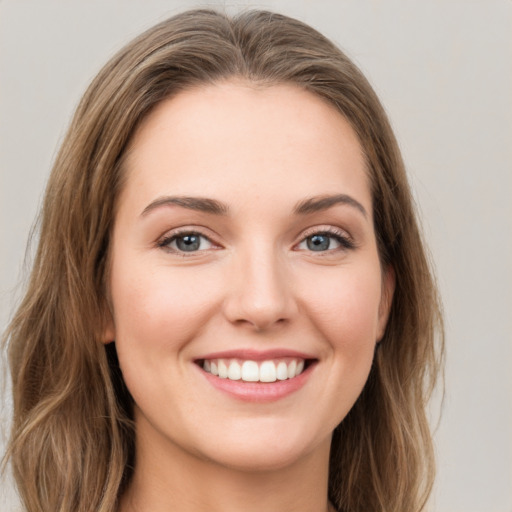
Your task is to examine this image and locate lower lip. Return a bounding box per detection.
[197,363,316,403]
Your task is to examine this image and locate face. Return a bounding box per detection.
[105,81,393,472]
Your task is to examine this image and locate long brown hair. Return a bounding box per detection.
[3,9,443,512]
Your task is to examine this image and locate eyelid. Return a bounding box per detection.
[156,226,222,254]
[294,225,356,251]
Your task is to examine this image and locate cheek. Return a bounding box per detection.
[298,264,383,352]
[110,261,223,361]
[292,264,383,427]
[109,262,226,416]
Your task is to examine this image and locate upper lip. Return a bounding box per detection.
[196,349,317,361]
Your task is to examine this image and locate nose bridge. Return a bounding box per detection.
[223,238,296,330]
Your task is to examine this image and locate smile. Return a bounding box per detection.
[202,358,305,383]
[195,350,317,402]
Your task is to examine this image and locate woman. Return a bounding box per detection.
[3,9,443,512]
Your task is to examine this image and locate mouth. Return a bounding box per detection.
[194,350,318,401]
[197,357,313,383]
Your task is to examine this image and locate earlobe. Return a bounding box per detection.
[100,304,116,344]
[377,265,395,342]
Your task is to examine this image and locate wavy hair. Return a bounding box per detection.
[3,9,443,512]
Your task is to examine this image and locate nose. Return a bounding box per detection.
[222,246,298,331]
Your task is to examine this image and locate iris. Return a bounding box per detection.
[176,234,201,251]
[307,234,331,251]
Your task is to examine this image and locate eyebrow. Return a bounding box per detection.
[140,196,229,217]
[140,193,367,218]
[293,194,368,218]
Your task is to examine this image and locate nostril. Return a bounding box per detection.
[231,316,289,332]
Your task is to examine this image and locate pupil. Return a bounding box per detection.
[307,234,329,251]
[177,235,200,251]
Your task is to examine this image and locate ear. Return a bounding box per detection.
[100,301,116,344]
[377,265,395,342]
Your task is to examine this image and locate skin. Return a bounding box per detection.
[104,81,394,512]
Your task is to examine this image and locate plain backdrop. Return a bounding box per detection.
[1,1,511,511]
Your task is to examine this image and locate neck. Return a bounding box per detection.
[119,423,332,512]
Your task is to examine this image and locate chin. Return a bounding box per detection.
[189,420,333,473]
[202,444,316,473]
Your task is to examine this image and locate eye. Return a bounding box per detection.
[296,230,354,252]
[159,231,215,253]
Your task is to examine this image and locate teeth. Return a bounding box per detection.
[287,360,297,378]
[260,361,277,382]
[218,360,228,379]
[241,360,259,382]
[227,361,241,380]
[202,358,307,382]
[276,362,288,381]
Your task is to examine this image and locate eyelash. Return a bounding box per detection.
[157,226,356,256]
[157,229,217,256]
[296,226,356,253]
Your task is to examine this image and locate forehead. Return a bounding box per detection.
[120,81,371,216]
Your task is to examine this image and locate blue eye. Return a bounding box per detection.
[174,234,202,251]
[160,232,214,253]
[306,234,333,251]
[297,231,353,252]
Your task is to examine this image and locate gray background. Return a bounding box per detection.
[1,1,511,511]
